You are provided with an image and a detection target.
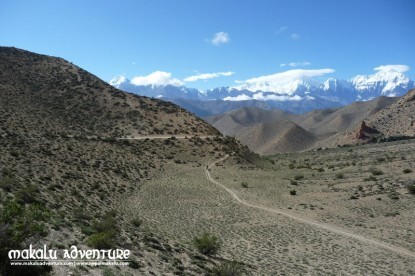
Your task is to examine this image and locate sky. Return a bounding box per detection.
[1,0,414,90]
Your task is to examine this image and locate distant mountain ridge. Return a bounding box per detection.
[204,92,413,154]
[110,69,414,115]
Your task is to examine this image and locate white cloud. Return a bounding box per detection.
[131,71,184,86]
[211,32,230,45]
[374,64,409,73]
[224,93,306,102]
[241,69,335,85]
[275,26,288,35]
[223,94,252,101]
[233,68,335,94]
[184,71,234,82]
[253,93,304,101]
[290,33,300,40]
[280,61,311,67]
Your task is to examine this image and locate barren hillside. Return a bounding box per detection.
[0,47,252,276]
[206,95,402,154]
[368,88,415,137]
[0,47,218,138]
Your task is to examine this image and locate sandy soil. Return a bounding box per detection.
[121,139,415,275]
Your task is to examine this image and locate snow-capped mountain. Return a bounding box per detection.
[351,70,412,99]
[110,77,205,100]
[315,78,357,104]
[233,78,320,96]
[109,69,414,115]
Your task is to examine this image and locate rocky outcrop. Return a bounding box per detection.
[355,121,378,140]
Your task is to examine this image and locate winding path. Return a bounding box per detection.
[205,155,415,259]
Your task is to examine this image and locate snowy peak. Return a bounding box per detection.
[322,78,352,91]
[109,75,129,87]
[351,70,412,97]
[109,69,414,106]
[233,78,320,95]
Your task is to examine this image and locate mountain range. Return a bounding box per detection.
[110,69,414,116]
[205,90,415,154]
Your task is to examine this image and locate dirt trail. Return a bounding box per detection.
[205,155,415,259]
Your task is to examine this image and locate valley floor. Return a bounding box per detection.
[122,139,415,275]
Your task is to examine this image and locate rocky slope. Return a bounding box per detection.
[0,47,218,138]
[367,89,415,137]
[0,47,253,276]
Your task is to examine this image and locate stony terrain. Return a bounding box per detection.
[0,47,218,138]
[0,47,249,276]
[127,139,415,275]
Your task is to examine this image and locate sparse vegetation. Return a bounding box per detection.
[0,177,17,192]
[0,199,51,276]
[294,174,304,180]
[87,232,115,249]
[211,260,244,276]
[192,233,221,255]
[131,218,143,227]
[370,168,384,176]
[407,182,415,194]
[290,180,298,185]
[364,175,377,181]
[335,173,344,179]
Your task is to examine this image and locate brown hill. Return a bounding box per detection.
[206,96,399,154]
[237,120,315,154]
[207,107,293,126]
[312,91,415,148]
[367,88,415,137]
[0,47,218,138]
[205,108,308,153]
[0,47,253,275]
[294,96,397,138]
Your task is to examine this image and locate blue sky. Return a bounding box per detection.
[1,0,414,90]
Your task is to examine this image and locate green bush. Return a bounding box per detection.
[290,190,297,195]
[92,213,117,233]
[370,168,383,176]
[0,199,50,275]
[335,173,344,179]
[131,218,143,227]
[0,177,18,192]
[407,183,415,194]
[241,181,249,188]
[129,259,141,269]
[193,233,221,255]
[403,168,412,174]
[294,174,304,180]
[211,260,243,276]
[86,211,118,249]
[87,232,115,249]
[16,184,39,204]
